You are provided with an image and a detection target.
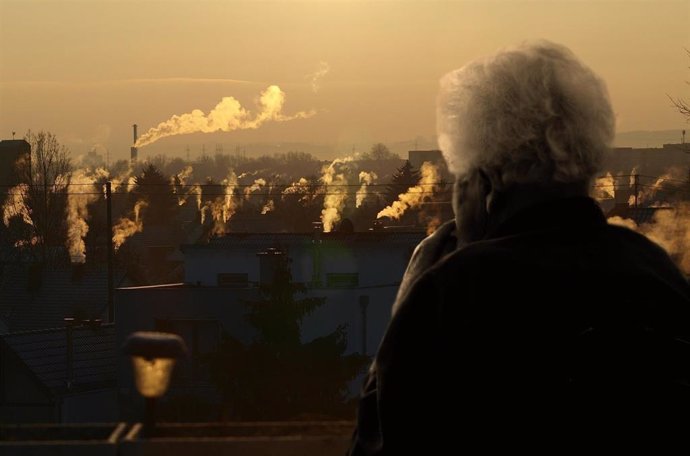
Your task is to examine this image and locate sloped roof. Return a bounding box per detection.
[0,323,116,394]
[0,264,109,333]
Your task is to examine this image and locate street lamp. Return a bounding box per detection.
[122,332,188,436]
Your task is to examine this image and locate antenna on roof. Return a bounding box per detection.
[12,131,15,139]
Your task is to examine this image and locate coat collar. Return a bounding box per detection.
[485,196,607,239]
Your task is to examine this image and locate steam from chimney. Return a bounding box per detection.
[309,61,330,93]
[356,171,377,208]
[112,200,148,251]
[282,177,312,204]
[261,200,275,215]
[635,172,673,206]
[3,184,33,228]
[172,166,195,205]
[134,85,315,148]
[191,184,203,214]
[607,204,690,274]
[320,157,354,232]
[377,161,440,220]
[209,172,238,235]
[592,172,615,201]
[425,216,442,235]
[66,171,100,263]
[244,178,267,200]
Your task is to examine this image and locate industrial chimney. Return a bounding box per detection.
[130,124,138,163]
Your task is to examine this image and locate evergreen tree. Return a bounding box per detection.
[132,163,177,225]
[208,253,369,420]
[385,160,421,205]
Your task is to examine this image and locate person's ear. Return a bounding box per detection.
[477,168,495,213]
[453,168,491,243]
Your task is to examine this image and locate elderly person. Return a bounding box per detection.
[349,41,690,454]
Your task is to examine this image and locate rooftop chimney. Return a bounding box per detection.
[130,124,138,163]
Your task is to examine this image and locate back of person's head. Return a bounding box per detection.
[437,41,614,192]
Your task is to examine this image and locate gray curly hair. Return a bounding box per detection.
[437,41,615,189]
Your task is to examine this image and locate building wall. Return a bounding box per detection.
[61,389,118,423]
[0,346,54,423]
[183,237,416,288]
[0,140,31,187]
[603,144,690,177]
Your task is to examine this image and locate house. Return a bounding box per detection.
[0,262,109,333]
[0,321,117,423]
[0,139,31,187]
[114,229,426,417]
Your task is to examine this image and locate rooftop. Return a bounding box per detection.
[0,322,116,394]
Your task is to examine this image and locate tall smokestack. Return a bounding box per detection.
[130,123,138,163]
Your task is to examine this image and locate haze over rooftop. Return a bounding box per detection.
[1,0,688,160]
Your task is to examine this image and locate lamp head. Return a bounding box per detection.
[122,332,188,398]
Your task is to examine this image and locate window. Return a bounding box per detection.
[326,273,359,288]
[217,273,249,288]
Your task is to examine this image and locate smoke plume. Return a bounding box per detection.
[607,204,690,274]
[261,200,275,215]
[636,173,673,206]
[320,157,354,232]
[244,178,267,200]
[377,162,441,220]
[134,85,315,148]
[309,61,330,93]
[356,171,377,208]
[113,200,148,251]
[592,172,615,201]
[208,172,238,235]
[173,165,194,205]
[66,171,100,263]
[282,177,313,204]
[3,184,33,228]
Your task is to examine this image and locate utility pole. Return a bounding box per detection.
[106,181,114,323]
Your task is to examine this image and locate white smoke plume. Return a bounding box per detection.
[282,177,313,204]
[66,171,100,263]
[377,161,441,220]
[173,165,194,205]
[208,172,238,235]
[320,157,354,232]
[261,200,275,215]
[308,61,330,93]
[191,184,203,214]
[636,173,673,206]
[356,171,377,208]
[607,204,690,275]
[244,178,267,199]
[113,200,148,251]
[3,184,32,228]
[426,216,442,235]
[134,85,315,148]
[592,172,615,201]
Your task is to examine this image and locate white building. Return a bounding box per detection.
[179,230,425,355]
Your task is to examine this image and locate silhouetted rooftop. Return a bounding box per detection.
[0,323,116,393]
[0,264,109,333]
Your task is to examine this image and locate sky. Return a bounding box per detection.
[1,0,688,162]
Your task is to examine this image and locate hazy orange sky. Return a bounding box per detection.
[1,0,688,161]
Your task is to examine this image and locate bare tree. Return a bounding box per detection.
[362,143,399,161]
[22,130,72,262]
[668,49,690,121]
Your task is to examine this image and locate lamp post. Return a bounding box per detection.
[122,332,188,437]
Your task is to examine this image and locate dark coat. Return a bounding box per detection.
[349,197,690,454]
